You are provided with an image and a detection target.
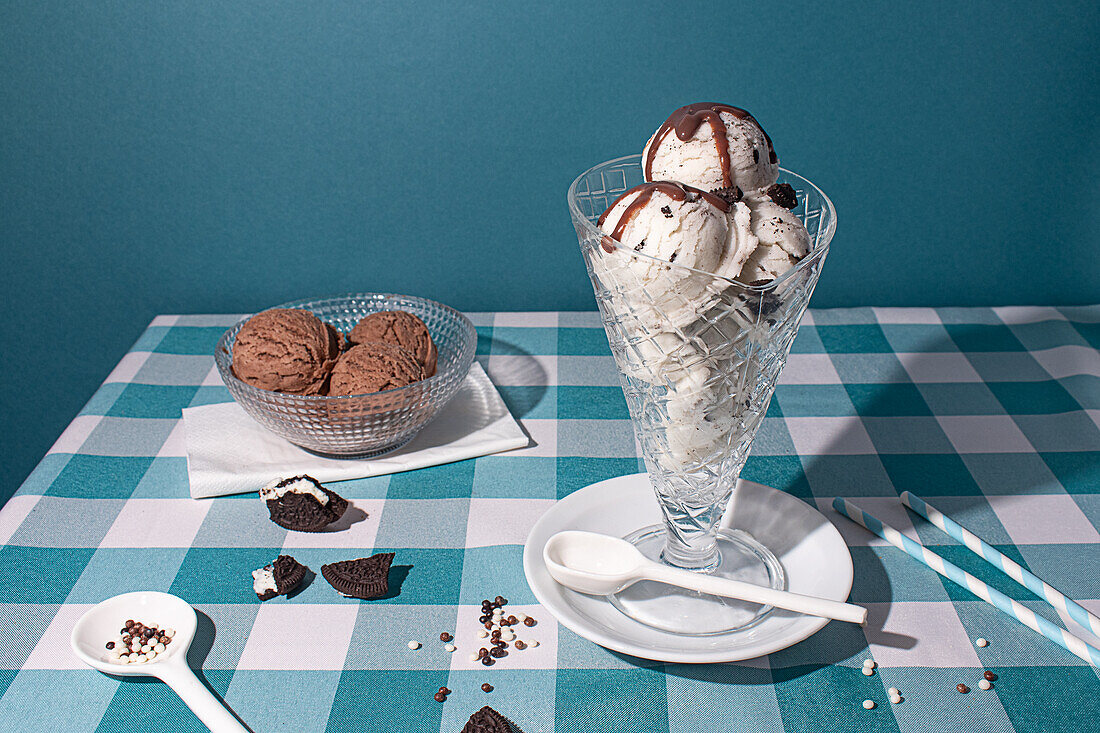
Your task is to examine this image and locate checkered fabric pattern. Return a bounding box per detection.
[1,307,1099,733]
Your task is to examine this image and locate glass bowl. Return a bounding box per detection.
[214,293,477,457]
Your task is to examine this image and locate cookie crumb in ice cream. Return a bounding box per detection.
[660,205,673,218]
[765,182,798,210]
[709,186,743,205]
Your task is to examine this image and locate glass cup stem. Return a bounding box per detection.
[657,490,729,571]
[661,522,721,571]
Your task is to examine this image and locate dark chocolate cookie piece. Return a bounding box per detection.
[261,475,348,532]
[321,552,395,599]
[273,555,307,594]
[765,182,798,210]
[709,185,743,206]
[253,554,308,601]
[461,706,515,733]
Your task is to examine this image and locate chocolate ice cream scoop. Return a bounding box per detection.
[328,342,425,396]
[347,310,438,377]
[231,308,342,394]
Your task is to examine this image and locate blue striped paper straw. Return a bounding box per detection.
[901,491,1100,639]
[831,497,1100,666]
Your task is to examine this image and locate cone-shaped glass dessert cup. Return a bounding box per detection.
[568,155,836,635]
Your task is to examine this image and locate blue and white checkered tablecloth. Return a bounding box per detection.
[1,307,1099,733]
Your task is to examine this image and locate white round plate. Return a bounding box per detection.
[523,473,854,663]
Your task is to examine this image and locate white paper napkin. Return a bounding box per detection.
[183,362,528,498]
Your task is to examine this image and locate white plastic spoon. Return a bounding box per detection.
[544,531,867,625]
[71,591,250,733]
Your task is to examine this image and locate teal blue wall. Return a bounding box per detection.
[2,1,1098,496]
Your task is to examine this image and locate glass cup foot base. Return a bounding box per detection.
[608,524,787,636]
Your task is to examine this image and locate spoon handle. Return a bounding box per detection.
[645,565,867,624]
[157,661,250,733]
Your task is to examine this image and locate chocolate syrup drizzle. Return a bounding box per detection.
[644,103,777,187]
[596,181,730,253]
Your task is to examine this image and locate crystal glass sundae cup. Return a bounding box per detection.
[568,155,836,635]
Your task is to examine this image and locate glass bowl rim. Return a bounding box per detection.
[214,291,476,403]
[566,154,837,291]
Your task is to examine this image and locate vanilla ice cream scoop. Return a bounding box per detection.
[736,191,811,284]
[597,181,732,274]
[594,180,734,338]
[643,103,779,194]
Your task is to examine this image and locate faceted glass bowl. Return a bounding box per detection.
[215,293,476,457]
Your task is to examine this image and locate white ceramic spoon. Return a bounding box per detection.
[71,591,249,733]
[544,530,867,625]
